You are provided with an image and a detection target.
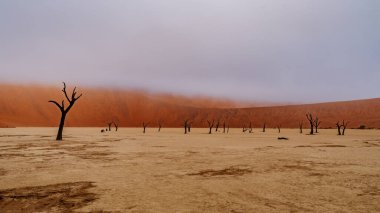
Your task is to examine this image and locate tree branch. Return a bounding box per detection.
[74,93,83,101]
[306,113,313,122]
[48,100,64,111]
[62,82,71,102]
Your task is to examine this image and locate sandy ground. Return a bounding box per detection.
[0,127,379,212]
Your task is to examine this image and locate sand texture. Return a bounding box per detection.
[1,84,380,129]
[0,128,379,212]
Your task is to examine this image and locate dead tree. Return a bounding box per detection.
[299,121,303,134]
[184,120,189,134]
[112,117,120,131]
[207,120,215,134]
[342,120,349,135]
[223,110,234,134]
[49,82,82,141]
[336,121,342,135]
[107,122,113,131]
[262,122,266,132]
[142,122,149,134]
[248,122,253,133]
[184,110,197,134]
[215,120,220,132]
[277,125,281,133]
[158,120,163,132]
[314,117,321,133]
[242,124,247,133]
[306,113,314,135]
[113,121,119,131]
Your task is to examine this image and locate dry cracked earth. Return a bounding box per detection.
[0,128,379,212]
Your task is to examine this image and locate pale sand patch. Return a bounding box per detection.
[0,128,379,212]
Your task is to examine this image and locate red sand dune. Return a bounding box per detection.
[0,84,379,129]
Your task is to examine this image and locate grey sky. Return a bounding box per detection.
[0,0,379,103]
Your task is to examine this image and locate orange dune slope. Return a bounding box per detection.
[0,84,379,129]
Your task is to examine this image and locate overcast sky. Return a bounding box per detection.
[0,0,379,103]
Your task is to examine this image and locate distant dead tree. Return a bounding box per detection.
[223,110,234,134]
[158,120,163,132]
[215,119,220,132]
[337,120,349,135]
[277,125,281,133]
[184,110,197,134]
[207,120,215,134]
[112,117,120,131]
[248,122,253,133]
[223,121,231,134]
[49,82,82,141]
[299,121,303,134]
[107,122,113,131]
[142,122,149,134]
[184,119,190,134]
[242,124,247,133]
[262,122,266,132]
[336,122,342,135]
[314,117,321,133]
[113,121,119,131]
[306,113,315,135]
[342,120,349,135]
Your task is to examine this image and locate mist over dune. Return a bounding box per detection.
[0,83,379,129]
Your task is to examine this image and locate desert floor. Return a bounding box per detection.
[0,128,379,212]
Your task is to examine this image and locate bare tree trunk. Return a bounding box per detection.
[207,120,215,134]
[184,120,188,134]
[306,113,314,135]
[299,121,303,134]
[107,122,112,131]
[342,120,349,135]
[249,122,253,133]
[215,120,220,132]
[342,126,346,135]
[56,113,66,140]
[314,117,321,133]
[336,122,342,135]
[158,121,163,132]
[113,122,119,131]
[223,122,226,133]
[262,122,266,132]
[277,125,281,133]
[143,122,149,134]
[49,82,82,141]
